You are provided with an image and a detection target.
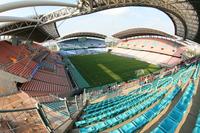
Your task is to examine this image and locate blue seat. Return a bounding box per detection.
[80,126,97,133]
[116,113,129,121]
[110,129,121,133]
[193,127,200,133]
[106,117,119,126]
[158,117,178,133]
[132,115,148,130]
[168,109,183,123]
[175,102,187,112]
[94,122,109,131]
[143,110,155,120]
[75,120,86,127]
[120,122,137,133]
[151,104,161,113]
[151,127,165,133]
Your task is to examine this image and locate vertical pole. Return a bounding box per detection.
[36,103,53,133]
[75,95,79,110]
[64,98,71,118]
[80,94,83,107]
[83,89,86,105]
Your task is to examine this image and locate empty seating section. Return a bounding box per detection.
[33,71,69,86]
[113,38,186,66]
[73,62,198,133]
[60,38,105,50]
[78,90,167,132]
[152,82,195,133]
[20,53,73,97]
[0,41,30,65]
[60,48,108,56]
[5,58,38,79]
[118,38,184,57]
[112,86,181,133]
[40,60,55,72]
[20,79,70,97]
[0,41,45,80]
[76,75,175,132]
[1,38,200,133]
[33,50,49,63]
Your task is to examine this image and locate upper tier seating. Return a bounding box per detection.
[60,38,105,50]
[20,53,72,97]
[0,41,31,66]
[5,58,38,79]
[114,38,186,66]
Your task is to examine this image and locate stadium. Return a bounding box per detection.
[0,0,200,133]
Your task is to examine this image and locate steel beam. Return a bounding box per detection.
[0,0,77,13]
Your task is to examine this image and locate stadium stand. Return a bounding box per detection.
[0,40,73,98]
[0,45,199,132]
[111,37,186,66]
[59,37,107,56]
[72,59,200,133]
[59,38,106,50]
[1,1,200,132]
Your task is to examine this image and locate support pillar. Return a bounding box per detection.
[75,95,79,110]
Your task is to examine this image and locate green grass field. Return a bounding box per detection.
[68,53,160,87]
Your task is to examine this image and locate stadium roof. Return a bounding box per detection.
[112,28,176,39]
[80,0,200,43]
[61,32,107,40]
[0,21,59,42]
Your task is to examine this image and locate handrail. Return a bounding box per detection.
[0,107,37,113]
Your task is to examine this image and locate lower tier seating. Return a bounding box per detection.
[152,82,195,133]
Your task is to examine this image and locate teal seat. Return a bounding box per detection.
[158,117,178,133]
[94,122,109,131]
[75,120,86,127]
[80,126,97,133]
[175,102,187,112]
[143,110,155,120]
[116,113,129,121]
[169,109,183,123]
[151,127,165,133]
[120,122,137,133]
[110,129,121,133]
[193,127,200,133]
[106,117,119,126]
[132,115,148,130]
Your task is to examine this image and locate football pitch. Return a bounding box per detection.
[68,53,161,87]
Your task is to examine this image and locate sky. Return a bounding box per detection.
[0,0,175,37]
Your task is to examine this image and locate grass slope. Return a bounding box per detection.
[68,53,160,87]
